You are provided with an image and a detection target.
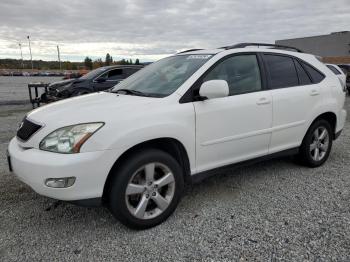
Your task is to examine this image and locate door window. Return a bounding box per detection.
[123,68,139,77]
[107,69,123,80]
[203,55,262,95]
[264,54,299,89]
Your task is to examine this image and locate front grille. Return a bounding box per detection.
[17,118,42,141]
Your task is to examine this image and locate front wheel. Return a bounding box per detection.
[108,149,184,229]
[297,119,333,167]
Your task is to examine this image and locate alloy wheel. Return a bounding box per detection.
[310,126,329,161]
[125,162,175,220]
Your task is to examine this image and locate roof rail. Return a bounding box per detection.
[220,43,303,53]
[177,49,203,54]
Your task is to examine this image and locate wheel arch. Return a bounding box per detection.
[102,137,191,202]
[308,111,337,139]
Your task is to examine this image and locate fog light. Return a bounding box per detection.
[45,177,76,188]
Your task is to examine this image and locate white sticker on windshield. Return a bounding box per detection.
[187,55,212,59]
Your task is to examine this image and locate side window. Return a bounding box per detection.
[97,72,108,81]
[300,61,325,83]
[294,59,312,85]
[123,68,138,77]
[264,54,298,89]
[203,55,262,95]
[107,69,123,80]
[326,65,341,75]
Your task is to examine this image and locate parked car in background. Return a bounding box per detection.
[326,64,347,91]
[41,65,143,102]
[8,43,347,229]
[337,64,350,94]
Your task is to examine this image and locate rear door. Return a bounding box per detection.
[263,53,325,153]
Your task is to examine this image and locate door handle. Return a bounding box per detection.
[310,89,319,96]
[256,97,271,105]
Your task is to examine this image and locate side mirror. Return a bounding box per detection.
[199,80,229,100]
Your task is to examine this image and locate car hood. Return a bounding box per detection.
[48,79,75,89]
[27,92,156,128]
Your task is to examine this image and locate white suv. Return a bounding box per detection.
[8,43,347,229]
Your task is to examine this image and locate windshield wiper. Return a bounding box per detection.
[112,89,153,97]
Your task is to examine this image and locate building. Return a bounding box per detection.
[276,31,350,64]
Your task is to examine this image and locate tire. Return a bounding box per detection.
[297,119,333,167]
[108,149,184,229]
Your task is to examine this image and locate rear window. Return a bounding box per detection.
[301,62,325,83]
[264,54,299,89]
[326,65,341,75]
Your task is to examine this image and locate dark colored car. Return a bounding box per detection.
[338,64,350,94]
[42,65,143,102]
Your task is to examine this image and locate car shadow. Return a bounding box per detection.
[17,155,300,231]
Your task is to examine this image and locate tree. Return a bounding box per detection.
[63,61,72,70]
[84,57,93,70]
[135,58,140,65]
[93,58,104,69]
[105,53,113,66]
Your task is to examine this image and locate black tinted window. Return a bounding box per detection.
[124,68,139,77]
[326,65,341,75]
[301,62,325,83]
[264,55,298,89]
[108,69,123,80]
[203,55,262,95]
[294,60,312,85]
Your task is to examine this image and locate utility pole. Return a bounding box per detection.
[27,35,33,71]
[57,45,62,71]
[18,42,24,69]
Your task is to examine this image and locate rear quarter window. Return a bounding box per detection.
[326,65,341,75]
[300,61,325,83]
[294,59,312,85]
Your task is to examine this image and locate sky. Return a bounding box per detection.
[0,0,349,62]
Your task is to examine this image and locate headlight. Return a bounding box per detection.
[39,123,104,153]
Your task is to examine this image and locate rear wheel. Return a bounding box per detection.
[108,149,184,229]
[297,119,333,167]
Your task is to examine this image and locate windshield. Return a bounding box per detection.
[111,54,212,97]
[80,67,108,80]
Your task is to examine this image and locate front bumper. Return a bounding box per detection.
[8,138,120,201]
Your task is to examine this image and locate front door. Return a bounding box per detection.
[194,54,273,172]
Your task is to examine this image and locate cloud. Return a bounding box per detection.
[0,0,349,61]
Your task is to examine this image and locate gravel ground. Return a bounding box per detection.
[0,99,349,261]
[0,76,62,103]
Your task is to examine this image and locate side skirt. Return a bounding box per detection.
[190,147,299,184]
